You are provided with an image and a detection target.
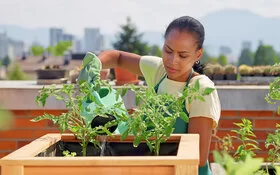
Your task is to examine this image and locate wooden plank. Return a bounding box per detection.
[175,164,198,175]
[1,134,61,159]
[177,134,199,161]
[25,166,174,175]
[1,165,24,175]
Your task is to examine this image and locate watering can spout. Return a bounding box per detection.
[78,52,127,134]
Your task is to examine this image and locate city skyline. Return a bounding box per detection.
[0,0,280,37]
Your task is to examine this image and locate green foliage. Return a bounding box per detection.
[238,48,254,66]
[218,54,228,66]
[200,50,211,64]
[2,56,11,68]
[213,151,264,175]
[265,124,280,164]
[148,45,162,57]
[48,41,72,56]
[231,118,260,161]
[254,43,277,66]
[121,81,214,155]
[32,80,127,156]
[265,63,280,114]
[62,150,77,157]
[7,62,29,80]
[31,45,45,56]
[113,17,150,55]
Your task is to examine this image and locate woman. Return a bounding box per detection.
[97,16,221,174]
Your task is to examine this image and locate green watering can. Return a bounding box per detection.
[77,52,127,134]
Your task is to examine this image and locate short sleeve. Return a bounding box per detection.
[186,75,221,128]
[139,56,165,88]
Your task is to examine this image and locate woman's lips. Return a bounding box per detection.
[167,67,176,73]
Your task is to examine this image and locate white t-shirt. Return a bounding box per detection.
[139,56,221,128]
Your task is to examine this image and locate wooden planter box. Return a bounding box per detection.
[0,133,199,175]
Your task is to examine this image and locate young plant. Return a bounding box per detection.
[213,150,264,175]
[32,79,127,156]
[231,118,260,161]
[121,80,214,156]
[265,64,280,115]
[265,123,280,165]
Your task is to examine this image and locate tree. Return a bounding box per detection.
[218,54,228,66]
[200,50,211,64]
[148,45,162,57]
[54,41,72,56]
[238,48,253,66]
[2,56,11,68]
[31,45,45,56]
[113,17,149,55]
[7,62,29,80]
[47,41,72,56]
[254,42,277,65]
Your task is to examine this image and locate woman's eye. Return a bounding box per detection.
[165,49,172,53]
[180,55,188,58]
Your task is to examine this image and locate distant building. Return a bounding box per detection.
[50,28,63,46]
[0,33,9,59]
[84,28,104,52]
[0,33,26,60]
[49,28,78,52]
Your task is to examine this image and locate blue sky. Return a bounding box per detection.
[0,0,280,36]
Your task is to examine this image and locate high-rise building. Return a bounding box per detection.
[0,33,9,59]
[84,28,103,52]
[0,33,25,59]
[50,28,63,46]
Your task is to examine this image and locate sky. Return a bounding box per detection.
[0,0,280,37]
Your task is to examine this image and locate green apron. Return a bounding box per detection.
[154,69,212,175]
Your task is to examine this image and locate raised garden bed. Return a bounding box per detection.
[0,133,199,175]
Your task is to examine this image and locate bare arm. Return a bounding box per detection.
[188,117,213,167]
[98,50,143,76]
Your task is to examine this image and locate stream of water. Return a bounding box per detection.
[100,135,108,156]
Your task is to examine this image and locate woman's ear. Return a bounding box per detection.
[196,48,203,62]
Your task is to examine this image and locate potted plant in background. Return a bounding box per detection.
[224,64,237,80]
[114,67,140,85]
[204,64,214,80]
[36,65,68,84]
[251,66,264,77]
[212,64,225,80]
[263,65,273,77]
[270,64,280,77]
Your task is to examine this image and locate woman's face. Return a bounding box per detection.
[162,28,202,82]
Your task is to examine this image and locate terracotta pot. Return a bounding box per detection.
[100,69,110,80]
[114,67,139,85]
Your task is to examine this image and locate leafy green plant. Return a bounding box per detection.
[214,133,234,153]
[265,64,280,114]
[213,150,264,175]
[121,80,214,156]
[62,150,77,157]
[231,118,260,161]
[265,124,280,165]
[32,80,127,156]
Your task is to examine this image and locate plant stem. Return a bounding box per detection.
[81,140,88,156]
[154,134,160,156]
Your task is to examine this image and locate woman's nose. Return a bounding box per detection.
[169,54,179,65]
